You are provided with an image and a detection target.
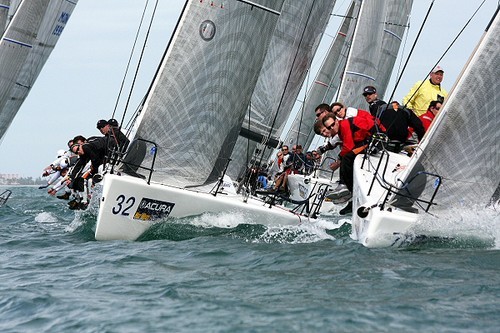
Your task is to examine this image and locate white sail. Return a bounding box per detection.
[337,0,387,108]
[0,0,78,141]
[125,0,286,188]
[225,0,336,180]
[396,8,500,209]
[0,1,9,35]
[283,1,360,151]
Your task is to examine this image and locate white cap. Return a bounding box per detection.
[431,65,444,73]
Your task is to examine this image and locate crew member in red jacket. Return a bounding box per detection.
[322,111,376,214]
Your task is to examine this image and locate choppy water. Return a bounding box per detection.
[1,186,499,333]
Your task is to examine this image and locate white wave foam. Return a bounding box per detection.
[183,210,344,244]
[34,212,58,223]
[410,205,500,247]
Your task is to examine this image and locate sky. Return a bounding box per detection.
[0,0,497,178]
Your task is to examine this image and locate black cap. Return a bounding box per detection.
[107,118,119,127]
[96,119,108,129]
[362,86,377,96]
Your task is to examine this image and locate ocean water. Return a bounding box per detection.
[1,186,499,333]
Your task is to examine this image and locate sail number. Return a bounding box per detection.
[112,195,136,215]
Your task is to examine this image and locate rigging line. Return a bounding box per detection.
[256,1,321,167]
[393,5,411,92]
[387,0,435,105]
[399,0,487,106]
[111,0,151,122]
[245,102,252,174]
[120,0,160,129]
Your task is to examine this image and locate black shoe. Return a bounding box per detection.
[57,192,71,200]
[68,199,79,210]
[38,184,49,189]
[339,201,353,215]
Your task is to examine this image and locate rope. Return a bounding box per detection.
[111,0,151,122]
[120,0,161,129]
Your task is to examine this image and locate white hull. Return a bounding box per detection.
[351,152,419,247]
[95,174,306,241]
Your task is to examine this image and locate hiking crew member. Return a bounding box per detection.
[403,65,448,116]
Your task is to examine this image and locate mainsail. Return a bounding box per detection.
[336,0,387,108]
[225,0,336,180]
[395,7,500,209]
[0,0,77,141]
[376,0,413,99]
[283,0,360,151]
[0,1,9,36]
[125,0,286,188]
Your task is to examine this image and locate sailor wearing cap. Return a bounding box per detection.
[362,86,387,117]
[402,65,448,116]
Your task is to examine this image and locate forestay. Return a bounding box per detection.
[125,0,285,188]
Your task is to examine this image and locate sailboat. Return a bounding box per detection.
[351,6,500,248]
[0,0,78,142]
[95,0,332,241]
[286,0,413,209]
[0,189,11,207]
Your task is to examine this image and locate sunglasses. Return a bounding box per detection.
[363,92,374,97]
[315,110,326,117]
[325,122,336,130]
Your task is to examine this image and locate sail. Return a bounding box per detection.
[0,1,9,36]
[0,0,77,141]
[396,8,500,209]
[376,0,413,99]
[337,0,387,109]
[283,0,360,151]
[225,0,337,180]
[126,0,286,188]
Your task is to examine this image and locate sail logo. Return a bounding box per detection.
[133,198,175,221]
[53,12,71,36]
[200,20,216,41]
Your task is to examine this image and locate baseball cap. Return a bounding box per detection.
[363,86,377,96]
[431,65,444,73]
[107,118,119,127]
[96,119,108,129]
